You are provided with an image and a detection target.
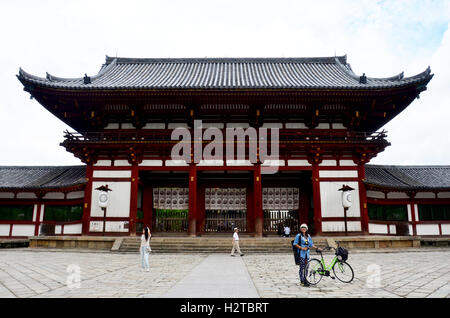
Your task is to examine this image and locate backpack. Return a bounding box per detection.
[336,247,348,262]
[291,239,301,265]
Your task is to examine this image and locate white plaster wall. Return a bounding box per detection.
[202,123,225,129]
[339,160,357,166]
[437,192,450,199]
[319,160,337,167]
[66,191,85,199]
[198,160,225,166]
[407,205,412,222]
[121,123,135,129]
[105,123,119,129]
[288,160,311,167]
[315,123,330,129]
[143,123,165,129]
[416,224,440,236]
[105,221,129,233]
[386,192,409,199]
[319,170,358,178]
[63,224,83,235]
[414,204,419,221]
[40,205,45,222]
[262,160,285,167]
[114,160,132,167]
[55,225,62,235]
[16,193,37,199]
[43,192,65,200]
[168,123,188,129]
[415,192,436,199]
[140,160,163,167]
[0,224,10,236]
[369,223,388,234]
[226,160,253,166]
[322,221,346,232]
[347,221,362,232]
[227,123,250,128]
[332,123,346,129]
[165,160,189,167]
[90,182,131,218]
[89,221,104,232]
[389,225,397,235]
[32,205,38,222]
[11,225,35,237]
[441,224,450,235]
[95,160,112,167]
[0,192,14,199]
[93,170,132,178]
[262,123,283,129]
[409,225,413,235]
[285,123,307,129]
[320,181,360,218]
[366,191,385,199]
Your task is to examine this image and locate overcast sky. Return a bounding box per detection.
[0,0,449,166]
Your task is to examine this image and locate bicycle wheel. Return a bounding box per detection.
[333,261,354,283]
[304,258,324,286]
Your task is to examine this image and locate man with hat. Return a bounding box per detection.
[293,224,321,287]
[230,227,244,257]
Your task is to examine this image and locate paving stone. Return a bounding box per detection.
[0,249,449,298]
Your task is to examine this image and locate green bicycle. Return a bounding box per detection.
[304,241,354,285]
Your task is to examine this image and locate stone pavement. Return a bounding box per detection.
[142,254,259,298]
[0,249,449,298]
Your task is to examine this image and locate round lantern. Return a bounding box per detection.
[342,191,352,208]
[98,191,109,208]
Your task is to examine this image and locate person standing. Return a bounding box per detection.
[283,225,291,237]
[293,224,321,287]
[230,227,244,257]
[140,226,152,272]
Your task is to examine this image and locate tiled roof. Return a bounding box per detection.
[365,165,450,191]
[0,166,86,191]
[17,55,433,91]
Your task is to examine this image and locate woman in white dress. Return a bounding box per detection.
[140,227,151,272]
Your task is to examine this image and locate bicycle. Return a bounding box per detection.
[304,241,354,285]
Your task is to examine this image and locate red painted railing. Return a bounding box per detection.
[63,129,388,144]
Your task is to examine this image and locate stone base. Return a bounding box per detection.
[29,236,116,250]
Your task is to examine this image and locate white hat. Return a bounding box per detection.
[300,224,308,230]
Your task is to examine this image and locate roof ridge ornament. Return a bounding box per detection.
[359,73,367,84]
[84,74,91,84]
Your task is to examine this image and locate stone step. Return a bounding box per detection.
[117,236,328,253]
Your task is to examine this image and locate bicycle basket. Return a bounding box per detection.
[336,247,348,262]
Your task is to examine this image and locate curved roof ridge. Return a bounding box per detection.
[366,72,404,81]
[366,164,450,169]
[17,68,46,82]
[45,59,117,82]
[334,57,360,81]
[0,165,86,169]
[105,55,348,65]
[334,57,432,83]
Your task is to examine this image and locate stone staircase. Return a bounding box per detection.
[117,236,328,253]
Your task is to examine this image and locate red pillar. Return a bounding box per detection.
[82,164,94,235]
[34,203,43,236]
[312,164,322,236]
[129,164,139,236]
[358,164,369,234]
[254,164,263,237]
[188,164,197,236]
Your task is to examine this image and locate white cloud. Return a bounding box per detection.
[0,0,449,165]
